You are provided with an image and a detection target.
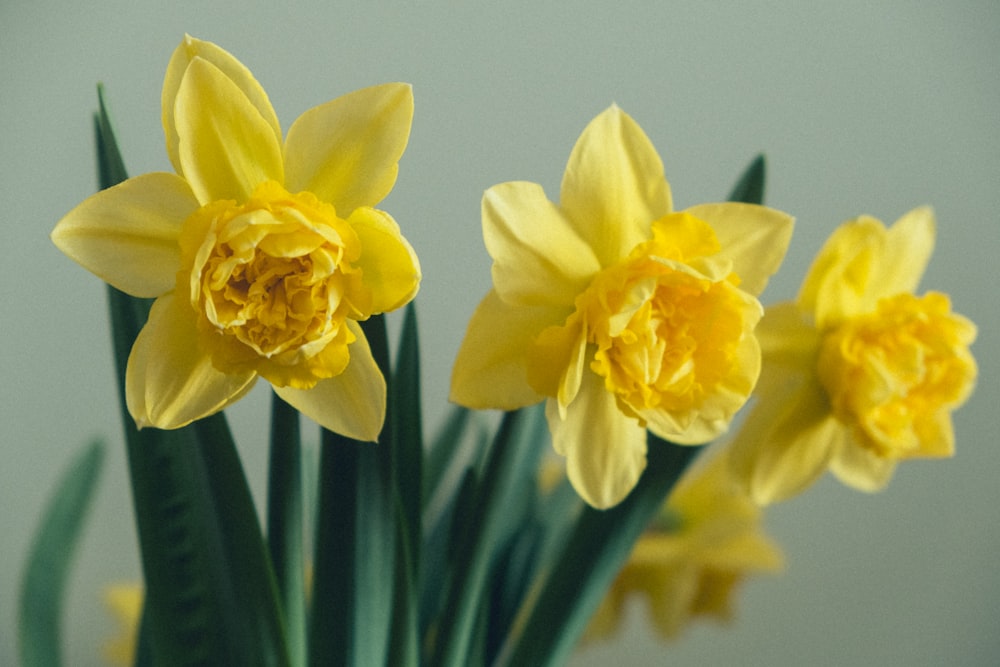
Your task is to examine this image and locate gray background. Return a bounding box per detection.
[2,2,997,665]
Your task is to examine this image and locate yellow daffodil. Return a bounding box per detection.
[102,583,143,666]
[450,106,794,507]
[727,208,978,504]
[52,36,420,440]
[587,447,782,640]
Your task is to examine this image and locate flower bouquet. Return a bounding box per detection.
[20,35,976,667]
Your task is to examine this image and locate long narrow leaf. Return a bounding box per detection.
[495,436,699,667]
[727,154,766,205]
[428,406,547,667]
[267,394,306,667]
[18,440,104,667]
[309,314,395,667]
[97,87,289,666]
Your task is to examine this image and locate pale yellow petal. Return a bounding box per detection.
[797,216,884,326]
[682,203,795,296]
[162,35,281,176]
[829,440,897,492]
[549,368,648,509]
[284,83,413,213]
[482,181,600,307]
[727,377,842,505]
[126,294,257,429]
[175,57,284,204]
[450,290,559,410]
[560,106,672,267]
[755,302,820,378]
[52,173,197,297]
[864,206,935,305]
[274,321,385,441]
[348,206,420,314]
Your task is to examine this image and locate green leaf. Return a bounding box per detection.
[18,440,104,667]
[309,314,396,667]
[267,394,306,667]
[386,302,423,667]
[428,405,548,667]
[727,154,766,205]
[97,87,289,667]
[495,435,700,667]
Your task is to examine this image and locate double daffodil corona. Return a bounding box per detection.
[52,36,420,440]
[451,106,793,507]
[727,208,977,503]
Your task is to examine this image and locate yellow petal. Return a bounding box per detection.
[755,302,820,377]
[560,105,672,267]
[126,294,257,429]
[450,290,559,410]
[273,320,385,441]
[797,216,883,326]
[727,378,842,505]
[549,368,648,508]
[828,440,897,492]
[52,173,197,297]
[162,35,281,177]
[284,83,413,213]
[864,206,935,305]
[348,206,420,314]
[682,203,795,296]
[482,181,601,307]
[175,57,284,204]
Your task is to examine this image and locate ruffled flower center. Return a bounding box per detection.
[532,213,760,436]
[179,180,372,388]
[816,291,977,458]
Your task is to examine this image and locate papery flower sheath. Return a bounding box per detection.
[450,106,794,508]
[587,447,782,640]
[52,35,420,440]
[726,208,977,504]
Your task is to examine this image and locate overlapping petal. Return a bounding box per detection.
[683,202,795,296]
[728,375,842,505]
[284,83,413,213]
[126,294,258,429]
[51,173,198,297]
[560,106,672,267]
[862,206,935,307]
[548,368,648,509]
[348,206,421,313]
[450,290,559,410]
[162,34,281,176]
[273,321,385,441]
[483,181,601,307]
[174,57,284,204]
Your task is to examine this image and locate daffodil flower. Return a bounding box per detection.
[52,36,420,440]
[450,106,793,508]
[587,447,782,640]
[727,208,978,504]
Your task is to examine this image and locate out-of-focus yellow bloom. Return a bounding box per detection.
[727,208,977,504]
[102,584,143,667]
[588,447,782,640]
[450,105,793,508]
[52,35,419,440]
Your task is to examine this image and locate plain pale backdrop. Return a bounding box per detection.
[2,2,998,665]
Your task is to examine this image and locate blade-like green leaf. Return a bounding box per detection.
[727,154,766,205]
[98,87,289,667]
[309,314,396,667]
[386,302,423,667]
[495,435,700,667]
[18,440,104,667]
[267,394,306,667]
[428,405,548,667]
